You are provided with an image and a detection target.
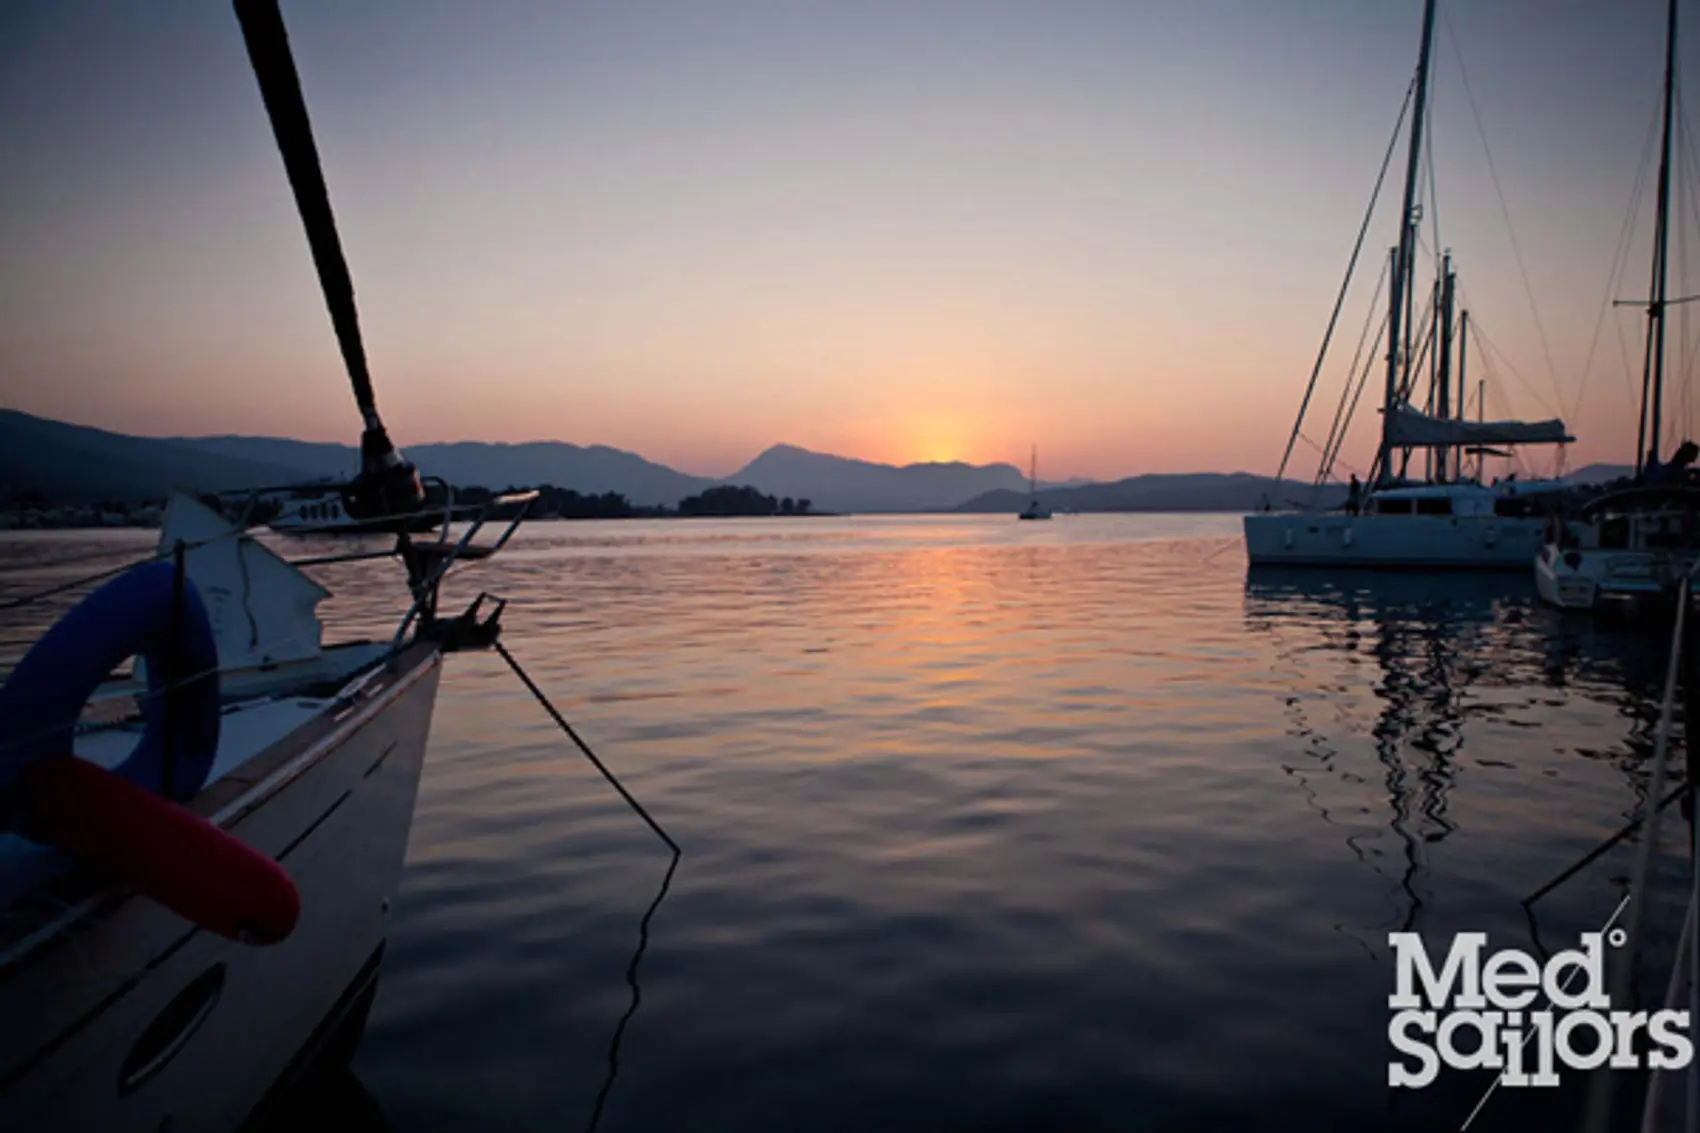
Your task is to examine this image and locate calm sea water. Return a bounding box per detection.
[1,514,1692,1132]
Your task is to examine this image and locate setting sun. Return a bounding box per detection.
[898,415,977,466]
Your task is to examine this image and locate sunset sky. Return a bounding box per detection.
[3,1,1698,480]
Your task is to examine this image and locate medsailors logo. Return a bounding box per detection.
[1387,930,1694,1088]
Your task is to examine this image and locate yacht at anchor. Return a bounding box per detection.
[1243,0,1577,570]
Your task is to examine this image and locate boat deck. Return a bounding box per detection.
[0,643,392,913]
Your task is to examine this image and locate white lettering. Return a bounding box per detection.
[1389,1010,1440,1088]
[1388,931,1693,1089]
[1482,949,1540,1009]
[1545,935,1608,1010]
[1438,1011,1502,1071]
[1650,1011,1694,1071]
[1553,1012,1612,1071]
[1389,932,1485,1009]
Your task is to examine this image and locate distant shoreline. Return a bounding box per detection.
[0,510,854,532]
[0,506,1293,532]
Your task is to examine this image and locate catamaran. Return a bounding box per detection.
[1243,0,1577,569]
[1535,0,1700,615]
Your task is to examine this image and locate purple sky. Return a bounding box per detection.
[1,1,1694,479]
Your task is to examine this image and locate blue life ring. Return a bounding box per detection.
[0,560,222,816]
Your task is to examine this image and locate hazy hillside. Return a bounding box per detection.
[957,473,1340,514]
[7,413,712,508]
[0,410,318,503]
[1567,462,1634,484]
[169,435,357,481]
[4,407,1641,515]
[725,444,1029,513]
[170,436,714,507]
[960,464,1640,514]
[404,441,712,506]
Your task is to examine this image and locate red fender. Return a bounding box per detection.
[18,754,300,945]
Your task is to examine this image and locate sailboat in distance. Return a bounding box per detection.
[1019,445,1052,520]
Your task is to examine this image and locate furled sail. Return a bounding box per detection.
[1384,403,1572,448]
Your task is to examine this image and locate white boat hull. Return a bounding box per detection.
[0,645,442,1133]
[1533,544,1599,609]
[1534,541,1697,613]
[1242,512,1549,569]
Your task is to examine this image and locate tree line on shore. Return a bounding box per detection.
[469,483,812,519]
[0,482,815,528]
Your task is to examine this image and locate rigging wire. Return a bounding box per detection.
[1273,74,1418,484]
[1316,261,1391,481]
[1577,85,1666,421]
[1322,317,1390,485]
[1440,6,1564,417]
[1455,289,1564,420]
[1677,73,1700,445]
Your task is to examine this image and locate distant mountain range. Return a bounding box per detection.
[958,473,1326,514]
[724,443,1030,513]
[955,461,1635,514]
[0,407,1640,515]
[170,433,712,508]
[0,410,314,504]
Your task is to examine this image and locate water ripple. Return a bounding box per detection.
[0,515,1686,1132]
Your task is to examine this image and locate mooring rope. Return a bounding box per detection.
[494,642,679,854]
[489,640,681,1132]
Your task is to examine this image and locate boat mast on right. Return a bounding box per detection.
[1536,0,1700,615]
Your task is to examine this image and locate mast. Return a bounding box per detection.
[1029,444,1038,498]
[1377,0,1440,487]
[1638,0,1679,479]
[1424,275,1441,482]
[1436,252,1456,481]
[1476,377,1485,481]
[1458,307,1471,478]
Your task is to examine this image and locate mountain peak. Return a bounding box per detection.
[722,445,1028,512]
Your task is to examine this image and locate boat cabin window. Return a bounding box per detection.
[1645,514,1700,549]
[1414,497,1452,516]
[1371,497,1413,515]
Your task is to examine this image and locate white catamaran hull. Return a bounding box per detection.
[0,646,442,1133]
[1243,512,1549,569]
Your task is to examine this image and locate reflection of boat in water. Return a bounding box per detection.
[1245,569,1492,935]
[1244,568,1670,943]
